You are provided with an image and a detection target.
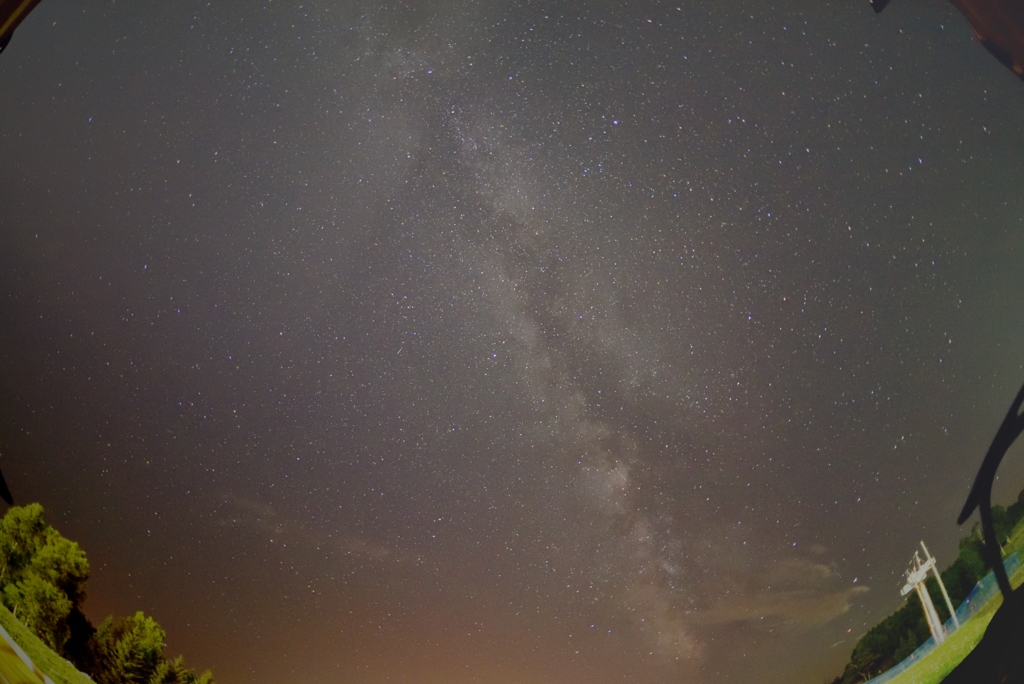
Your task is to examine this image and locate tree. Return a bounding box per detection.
[5,573,73,649]
[31,528,89,605]
[93,612,214,684]
[0,504,89,653]
[991,504,1013,546]
[150,656,214,684]
[0,504,213,683]
[831,482,1024,683]
[0,503,51,583]
[94,612,167,684]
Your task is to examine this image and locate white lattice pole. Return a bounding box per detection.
[920,541,959,630]
[900,548,946,644]
[912,581,941,643]
[922,580,945,642]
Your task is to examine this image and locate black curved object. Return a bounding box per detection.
[958,381,1024,598]
[870,0,892,14]
[0,0,44,55]
[937,382,1024,683]
[872,0,1024,80]
[0,467,11,506]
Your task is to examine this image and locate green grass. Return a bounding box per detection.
[882,557,1024,684]
[1003,516,1024,556]
[0,604,93,684]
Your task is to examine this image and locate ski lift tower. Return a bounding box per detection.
[899,541,960,644]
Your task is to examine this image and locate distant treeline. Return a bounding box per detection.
[0,503,213,684]
[831,488,1024,684]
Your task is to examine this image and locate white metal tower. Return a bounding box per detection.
[899,540,959,643]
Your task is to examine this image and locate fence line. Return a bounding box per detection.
[862,550,1022,684]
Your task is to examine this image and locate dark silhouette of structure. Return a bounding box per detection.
[958,383,1024,597]
[942,381,1024,683]
[873,0,1024,79]
[0,0,43,54]
[0,468,10,506]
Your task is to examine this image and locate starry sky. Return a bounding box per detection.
[1,2,1023,683]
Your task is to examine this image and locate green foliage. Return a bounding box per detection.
[990,505,1013,546]
[0,504,49,578]
[941,535,985,602]
[94,612,167,684]
[0,602,94,684]
[93,612,214,684]
[0,504,89,653]
[32,530,90,606]
[150,656,215,684]
[835,599,931,683]
[831,485,1024,684]
[877,561,1024,684]
[5,573,74,650]
[0,504,213,684]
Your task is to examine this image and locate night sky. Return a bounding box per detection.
[1,2,1024,683]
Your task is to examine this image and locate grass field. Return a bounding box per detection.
[0,604,93,684]
[882,518,1024,684]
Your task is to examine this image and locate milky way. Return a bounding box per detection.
[1,2,1023,683]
